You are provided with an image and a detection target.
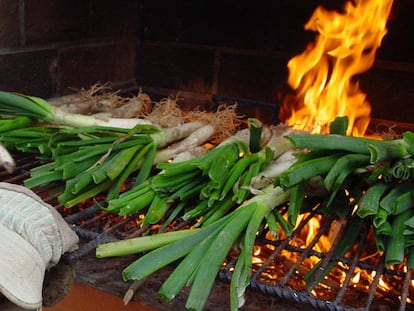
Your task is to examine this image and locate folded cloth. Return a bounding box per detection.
[0,182,79,310]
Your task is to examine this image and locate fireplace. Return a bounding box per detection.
[1,1,414,310]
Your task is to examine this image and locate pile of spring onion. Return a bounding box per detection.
[4,89,414,310]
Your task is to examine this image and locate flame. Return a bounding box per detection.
[280,0,394,136]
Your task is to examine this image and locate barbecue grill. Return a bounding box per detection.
[1,101,413,311]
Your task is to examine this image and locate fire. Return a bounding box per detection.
[280,0,394,136]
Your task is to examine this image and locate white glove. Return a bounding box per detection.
[0,182,79,310]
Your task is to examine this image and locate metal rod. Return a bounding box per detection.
[253,210,318,279]
[399,269,412,311]
[250,279,347,311]
[363,257,385,310]
[64,205,102,225]
[65,212,140,263]
[279,215,335,287]
[306,217,350,292]
[62,233,118,265]
[334,224,370,305]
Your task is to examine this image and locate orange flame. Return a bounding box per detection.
[280,0,394,136]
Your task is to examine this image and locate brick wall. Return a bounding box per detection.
[134,1,308,122]
[1,1,413,125]
[0,0,139,99]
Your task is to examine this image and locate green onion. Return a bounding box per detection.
[379,180,413,215]
[288,182,305,227]
[373,207,389,229]
[323,154,371,191]
[393,184,414,215]
[357,182,392,218]
[96,230,193,257]
[402,131,414,156]
[220,152,260,199]
[141,195,171,226]
[375,221,392,236]
[0,116,33,133]
[285,133,409,163]
[329,116,348,135]
[233,161,262,204]
[118,190,156,216]
[248,118,263,153]
[0,91,53,120]
[391,159,413,180]
[230,201,268,310]
[132,143,157,187]
[265,211,279,239]
[0,91,154,129]
[184,205,254,311]
[200,195,234,226]
[104,180,152,212]
[63,179,114,208]
[158,229,219,302]
[368,142,410,163]
[121,217,229,282]
[279,154,341,188]
[385,210,412,266]
[106,144,152,200]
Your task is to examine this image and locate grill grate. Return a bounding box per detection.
[2,150,414,311]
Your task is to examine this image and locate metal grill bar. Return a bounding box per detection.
[65,205,102,225]
[278,214,335,287]
[365,258,385,310]
[334,225,369,306]
[401,270,412,311]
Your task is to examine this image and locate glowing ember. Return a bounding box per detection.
[280,0,394,136]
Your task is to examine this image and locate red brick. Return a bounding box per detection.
[89,0,139,38]
[59,43,131,94]
[0,0,20,47]
[218,52,287,103]
[0,50,56,97]
[25,0,89,44]
[136,45,215,94]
